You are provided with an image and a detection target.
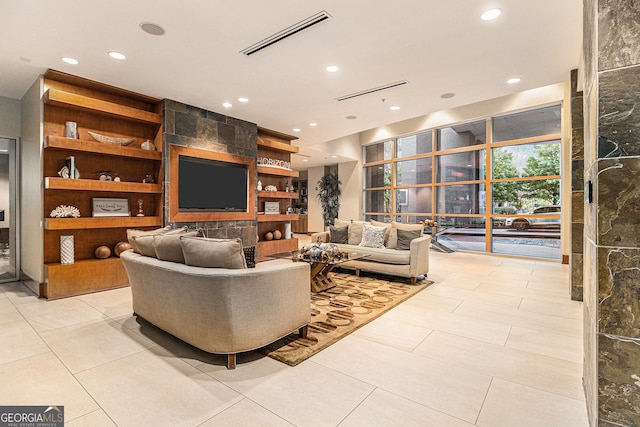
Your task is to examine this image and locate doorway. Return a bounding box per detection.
[0,136,19,282]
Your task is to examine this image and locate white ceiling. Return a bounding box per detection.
[0,0,582,170]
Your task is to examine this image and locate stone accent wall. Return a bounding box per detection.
[570,69,584,301]
[162,99,258,248]
[583,0,640,425]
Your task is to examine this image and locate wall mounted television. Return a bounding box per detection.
[169,145,255,222]
[178,155,248,212]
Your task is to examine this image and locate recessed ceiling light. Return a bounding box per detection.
[61,57,78,65]
[302,159,308,162]
[222,102,232,108]
[390,106,400,111]
[481,8,502,20]
[507,77,522,84]
[293,128,301,132]
[331,155,338,158]
[345,115,357,120]
[441,92,455,99]
[108,51,126,60]
[309,122,318,126]
[238,97,249,102]
[140,22,166,36]
[326,65,339,73]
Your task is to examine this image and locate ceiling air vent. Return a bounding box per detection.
[336,80,409,101]
[240,11,331,56]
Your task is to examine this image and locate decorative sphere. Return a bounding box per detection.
[95,246,111,259]
[264,232,274,241]
[114,241,132,257]
[273,230,282,240]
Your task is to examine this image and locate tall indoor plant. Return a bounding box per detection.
[316,172,341,227]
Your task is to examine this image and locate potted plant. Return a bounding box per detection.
[316,172,341,228]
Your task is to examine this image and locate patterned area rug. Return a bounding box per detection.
[264,271,432,366]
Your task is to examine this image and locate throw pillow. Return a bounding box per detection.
[348,221,369,245]
[359,223,387,248]
[131,234,158,258]
[370,219,392,245]
[180,236,247,269]
[329,225,349,244]
[386,227,398,249]
[153,231,199,263]
[127,225,172,253]
[396,228,422,250]
[333,219,351,228]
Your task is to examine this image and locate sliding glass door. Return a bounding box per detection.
[0,136,19,281]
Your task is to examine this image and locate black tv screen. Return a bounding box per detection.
[178,155,248,212]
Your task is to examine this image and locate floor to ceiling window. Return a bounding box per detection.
[362,104,562,259]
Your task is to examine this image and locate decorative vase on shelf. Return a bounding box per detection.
[257,180,262,191]
[60,235,74,265]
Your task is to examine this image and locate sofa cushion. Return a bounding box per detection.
[348,221,369,245]
[359,223,386,248]
[334,219,351,228]
[127,225,172,253]
[181,236,247,269]
[154,231,199,263]
[334,244,410,265]
[392,221,424,236]
[131,235,158,258]
[329,225,349,244]
[396,228,422,250]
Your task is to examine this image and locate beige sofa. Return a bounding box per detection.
[310,220,431,285]
[120,250,310,369]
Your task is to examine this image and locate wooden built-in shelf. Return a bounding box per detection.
[258,191,299,199]
[257,166,299,177]
[44,257,129,299]
[45,177,161,193]
[256,238,299,261]
[45,216,161,230]
[257,139,299,154]
[257,214,300,222]
[44,88,162,125]
[45,136,162,160]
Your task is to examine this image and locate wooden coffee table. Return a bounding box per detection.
[269,251,369,293]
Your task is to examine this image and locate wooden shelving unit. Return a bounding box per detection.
[42,69,163,299]
[256,128,300,261]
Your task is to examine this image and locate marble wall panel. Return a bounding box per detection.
[598,0,640,71]
[598,66,640,158]
[162,99,258,248]
[573,191,585,223]
[573,127,585,160]
[571,254,584,300]
[598,247,640,338]
[597,157,640,247]
[572,159,585,191]
[598,334,640,426]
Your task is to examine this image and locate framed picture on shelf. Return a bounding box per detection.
[264,201,280,215]
[92,198,131,217]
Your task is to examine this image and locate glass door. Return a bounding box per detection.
[0,136,19,282]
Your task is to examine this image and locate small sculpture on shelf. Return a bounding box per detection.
[50,205,80,218]
[136,199,144,217]
[113,173,121,182]
[114,241,132,257]
[95,245,111,259]
[143,174,154,184]
[58,156,80,179]
[273,230,282,240]
[257,180,263,191]
[96,170,112,181]
[265,184,277,192]
[285,181,290,192]
[141,140,156,151]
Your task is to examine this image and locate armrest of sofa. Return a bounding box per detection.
[409,235,431,277]
[309,231,329,243]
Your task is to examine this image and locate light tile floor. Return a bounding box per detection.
[0,245,588,426]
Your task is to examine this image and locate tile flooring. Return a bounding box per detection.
[0,244,588,426]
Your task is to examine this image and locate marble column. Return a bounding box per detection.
[583,0,640,426]
[570,68,584,301]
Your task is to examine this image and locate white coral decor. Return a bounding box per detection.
[50,205,81,218]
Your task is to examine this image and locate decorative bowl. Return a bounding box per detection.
[88,131,135,146]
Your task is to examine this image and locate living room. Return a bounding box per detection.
[1,1,639,426]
